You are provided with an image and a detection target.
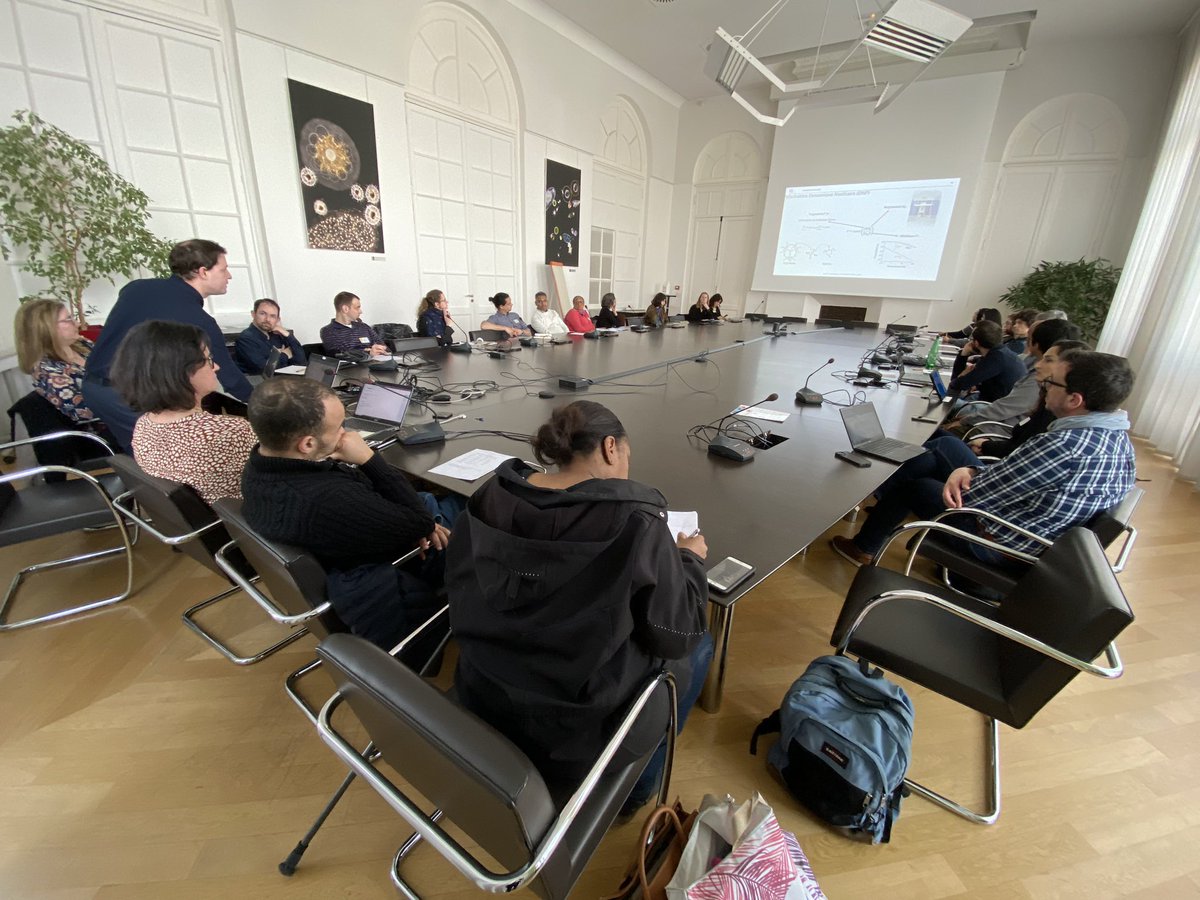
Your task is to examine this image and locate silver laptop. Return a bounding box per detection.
[839,402,926,464]
[344,382,414,441]
[304,353,343,387]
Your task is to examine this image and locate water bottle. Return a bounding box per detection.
[925,335,942,370]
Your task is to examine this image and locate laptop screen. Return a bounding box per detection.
[930,370,948,399]
[353,383,413,426]
[262,346,283,378]
[304,354,341,387]
[840,403,886,448]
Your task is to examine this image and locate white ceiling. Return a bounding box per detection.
[544,0,1199,101]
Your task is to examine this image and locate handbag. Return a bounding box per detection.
[666,793,826,900]
[602,801,698,900]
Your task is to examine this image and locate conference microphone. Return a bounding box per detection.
[709,392,779,462]
[796,358,835,405]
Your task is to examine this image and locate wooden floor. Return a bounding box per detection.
[2,438,1199,899]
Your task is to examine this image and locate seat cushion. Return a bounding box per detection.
[914,533,1028,595]
[0,474,124,548]
[832,565,1016,724]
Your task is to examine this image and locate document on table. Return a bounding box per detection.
[275,364,307,375]
[667,510,699,538]
[428,448,515,481]
[731,405,789,423]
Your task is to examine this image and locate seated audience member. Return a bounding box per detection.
[416,289,460,346]
[446,400,713,815]
[234,298,306,374]
[942,306,1002,346]
[595,293,626,328]
[15,299,101,426]
[484,292,532,337]
[529,291,569,335]
[945,318,1081,434]
[831,349,1136,567]
[83,238,252,452]
[320,291,389,357]
[686,292,711,323]
[1033,308,1068,323]
[709,293,727,320]
[243,377,462,649]
[948,320,1026,403]
[1003,307,1038,356]
[644,292,668,327]
[565,295,597,332]
[112,321,256,505]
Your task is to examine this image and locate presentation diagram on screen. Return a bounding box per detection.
[772,178,961,281]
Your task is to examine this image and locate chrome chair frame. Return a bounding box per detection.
[313,620,679,896]
[0,432,134,632]
[110,491,308,665]
[835,579,1122,825]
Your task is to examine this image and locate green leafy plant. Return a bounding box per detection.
[999,258,1121,344]
[0,109,172,327]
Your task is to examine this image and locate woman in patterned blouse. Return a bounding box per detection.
[112,320,257,505]
[14,299,98,423]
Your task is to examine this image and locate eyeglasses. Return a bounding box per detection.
[202,355,216,369]
[1038,377,1069,391]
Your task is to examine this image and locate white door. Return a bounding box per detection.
[407,103,518,334]
[685,217,721,307]
[714,216,757,315]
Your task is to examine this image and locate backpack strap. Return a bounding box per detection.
[749,708,781,755]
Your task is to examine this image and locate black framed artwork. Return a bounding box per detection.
[287,79,385,253]
[544,159,581,266]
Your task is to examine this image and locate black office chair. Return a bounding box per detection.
[902,487,1144,599]
[831,526,1133,825]
[469,328,508,343]
[0,431,134,631]
[301,342,325,358]
[108,458,308,664]
[6,391,114,482]
[301,623,677,897]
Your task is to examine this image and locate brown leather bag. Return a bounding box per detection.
[602,801,698,900]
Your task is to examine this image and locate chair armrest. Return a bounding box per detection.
[963,421,1013,440]
[315,668,677,894]
[836,587,1124,678]
[213,541,332,627]
[110,491,224,546]
[0,430,114,455]
[890,506,1051,575]
[1110,524,1138,574]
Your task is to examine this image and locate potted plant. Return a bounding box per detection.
[998,258,1121,344]
[0,109,172,331]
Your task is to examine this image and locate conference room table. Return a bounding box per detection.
[344,321,945,711]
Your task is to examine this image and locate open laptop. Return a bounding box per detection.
[839,402,926,464]
[344,382,414,442]
[304,353,344,387]
[246,347,284,386]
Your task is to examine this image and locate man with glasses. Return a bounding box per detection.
[234,298,307,374]
[832,349,1136,567]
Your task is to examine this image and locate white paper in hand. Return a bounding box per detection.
[667,511,699,538]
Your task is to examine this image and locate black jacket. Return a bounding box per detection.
[446,459,708,785]
[950,345,1027,403]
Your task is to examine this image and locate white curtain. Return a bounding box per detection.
[1099,13,1200,483]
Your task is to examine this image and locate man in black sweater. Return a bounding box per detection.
[242,377,460,649]
[948,319,1027,404]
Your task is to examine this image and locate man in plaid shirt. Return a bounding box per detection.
[832,350,1136,566]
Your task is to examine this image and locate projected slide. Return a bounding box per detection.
[772,178,960,281]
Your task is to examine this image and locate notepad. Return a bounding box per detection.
[428,449,515,481]
[667,511,699,538]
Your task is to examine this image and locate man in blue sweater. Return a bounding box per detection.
[83,239,252,451]
[233,298,307,374]
[832,350,1136,566]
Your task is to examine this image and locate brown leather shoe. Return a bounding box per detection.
[830,535,872,567]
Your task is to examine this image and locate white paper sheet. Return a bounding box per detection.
[731,405,789,423]
[667,510,699,538]
[428,448,515,481]
[274,364,307,375]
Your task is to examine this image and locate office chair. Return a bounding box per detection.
[831,526,1133,825]
[0,431,134,631]
[294,619,677,897]
[301,342,325,359]
[901,487,1144,599]
[109,458,308,664]
[6,391,114,482]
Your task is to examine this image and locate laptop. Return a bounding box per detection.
[344,382,414,442]
[304,353,343,387]
[247,347,285,386]
[839,402,926,464]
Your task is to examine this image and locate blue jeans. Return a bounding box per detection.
[626,632,715,807]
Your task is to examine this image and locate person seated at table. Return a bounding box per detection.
[233,298,307,374]
[243,377,462,650]
[529,291,568,336]
[948,320,1026,404]
[595,292,626,328]
[643,292,668,327]
[830,349,1136,568]
[484,292,532,337]
[941,306,1001,347]
[709,293,728,320]
[685,292,712,323]
[1003,308,1038,356]
[112,320,256,505]
[15,299,103,426]
[565,295,597,333]
[320,291,389,357]
[416,289,460,346]
[446,400,713,816]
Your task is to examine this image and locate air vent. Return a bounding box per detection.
[861,0,972,64]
